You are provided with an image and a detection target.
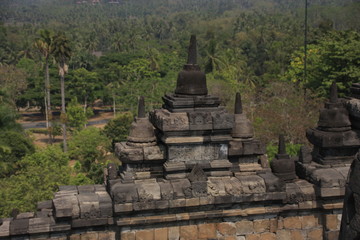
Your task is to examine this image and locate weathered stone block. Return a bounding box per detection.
[207,178,227,196]
[171,179,191,199]
[69,234,81,240]
[258,172,284,192]
[228,140,243,156]
[311,168,343,188]
[191,181,207,197]
[121,231,135,240]
[217,222,236,236]
[276,230,292,240]
[10,218,29,235]
[325,231,339,240]
[259,232,276,240]
[302,215,319,229]
[71,218,108,228]
[150,109,189,131]
[243,141,262,155]
[325,214,340,231]
[180,225,198,240]
[158,181,174,200]
[53,195,79,218]
[168,226,180,240]
[114,203,133,213]
[115,142,144,162]
[136,182,161,201]
[226,177,242,196]
[98,232,116,240]
[188,111,212,130]
[246,234,260,240]
[111,183,138,203]
[235,220,254,235]
[307,228,323,240]
[136,229,154,240]
[133,201,156,211]
[78,194,101,219]
[237,175,266,194]
[143,145,165,161]
[290,230,305,240]
[0,218,11,237]
[253,219,269,233]
[37,200,53,210]
[50,222,71,232]
[211,111,234,130]
[154,228,168,240]
[169,199,186,208]
[168,144,227,163]
[77,185,95,193]
[16,212,34,219]
[28,217,51,234]
[198,223,216,239]
[283,216,302,229]
[80,232,98,240]
[155,200,169,210]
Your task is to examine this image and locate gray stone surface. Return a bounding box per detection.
[28,217,52,234]
[150,109,190,131]
[158,181,174,200]
[171,179,191,199]
[167,144,228,163]
[10,218,29,235]
[237,175,266,194]
[53,195,79,218]
[0,218,11,237]
[111,183,138,203]
[188,111,213,130]
[136,181,161,201]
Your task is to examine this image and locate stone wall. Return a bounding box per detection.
[0,198,343,240]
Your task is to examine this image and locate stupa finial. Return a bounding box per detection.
[278,134,286,155]
[138,96,145,118]
[234,92,243,114]
[187,35,197,65]
[330,81,338,103]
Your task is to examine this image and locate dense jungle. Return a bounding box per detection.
[0,0,359,217]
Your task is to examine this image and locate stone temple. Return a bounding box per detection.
[1,36,360,240]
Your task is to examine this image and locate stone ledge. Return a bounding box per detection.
[115,200,332,227]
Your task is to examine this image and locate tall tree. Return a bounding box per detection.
[52,32,72,152]
[33,29,53,142]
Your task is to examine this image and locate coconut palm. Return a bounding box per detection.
[52,32,71,152]
[33,29,53,142]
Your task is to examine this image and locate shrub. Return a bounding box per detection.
[103,112,133,146]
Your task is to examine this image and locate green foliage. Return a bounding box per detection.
[0,91,21,131]
[0,145,70,217]
[69,173,93,186]
[253,81,321,145]
[0,65,28,106]
[0,131,35,177]
[67,68,100,106]
[66,98,92,132]
[266,143,302,162]
[283,30,360,97]
[68,127,110,182]
[103,112,134,146]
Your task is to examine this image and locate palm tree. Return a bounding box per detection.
[52,32,71,152]
[33,29,53,142]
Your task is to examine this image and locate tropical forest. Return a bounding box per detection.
[0,0,359,217]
